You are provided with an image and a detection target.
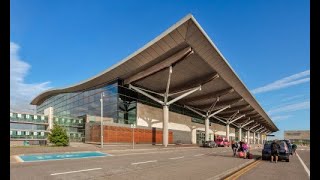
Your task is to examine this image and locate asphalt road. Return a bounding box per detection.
[236,147,310,180]
[296,147,310,170]
[11,146,261,180]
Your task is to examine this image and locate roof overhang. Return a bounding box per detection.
[30,14,278,132]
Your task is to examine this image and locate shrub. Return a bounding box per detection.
[48,123,69,146]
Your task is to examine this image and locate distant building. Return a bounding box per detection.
[10,111,85,146]
[284,130,310,144]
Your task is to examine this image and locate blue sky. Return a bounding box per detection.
[10,0,310,139]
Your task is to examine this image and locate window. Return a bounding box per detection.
[10,131,12,135]
[17,131,21,135]
[41,116,45,120]
[17,113,21,118]
[10,113,13,117]
[33,132,38,136]
[26,114,30,119]
[26,131,30,135]
[34,115,38,119]
[40,132,44,136]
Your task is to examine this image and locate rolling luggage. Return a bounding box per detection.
[247,152,253,159]
[238,151,244,158]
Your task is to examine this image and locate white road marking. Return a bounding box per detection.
[296,152,310,177]
[194,154,204,157]
[50,168,102,176]
[169,156,184,160]
[131,160,157,165]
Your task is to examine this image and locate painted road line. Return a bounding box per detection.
[169,156,184,160]
[50,168,102,176]
[131,160,158,165]
[296,152,310,177]
[224,160,261,180]
[194,154,204,157]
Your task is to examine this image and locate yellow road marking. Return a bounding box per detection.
[224,160,261,180]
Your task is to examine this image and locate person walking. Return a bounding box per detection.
[242,141,249,159]
[291,144,297,155]
[231,140,238,157]
[271,140,280,163]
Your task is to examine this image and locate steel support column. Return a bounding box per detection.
[163,105,169,147]
[129,65,203,147]
[226,124,230,142]
[239,128,242,141]
[205,117,209,141]
[185,103,230,142]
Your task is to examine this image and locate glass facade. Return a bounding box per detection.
[36,81,138,125]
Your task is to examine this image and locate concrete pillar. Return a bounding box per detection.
[253,132,256,144]
[247,131,250,144]
[239,128,242,141]
[191,128,196,144]
[226,124,230,142]
[205,117,209,141]
[163,105,169,147]
[44,107,53,130]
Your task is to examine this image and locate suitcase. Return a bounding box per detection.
[238,151,244,158]
[247,152,253,159]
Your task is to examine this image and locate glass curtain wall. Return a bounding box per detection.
[36,81,138,125]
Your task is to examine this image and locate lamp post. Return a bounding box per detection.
[131,124,136,149]
[100,92,105,148]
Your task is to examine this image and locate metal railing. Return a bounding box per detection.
[10,135,47,139]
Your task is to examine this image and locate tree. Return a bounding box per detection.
[48,123,69,146]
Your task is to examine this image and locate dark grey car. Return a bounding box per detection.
[202,140,217,148]
[262,140,290,162]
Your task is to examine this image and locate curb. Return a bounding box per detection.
[105,146,200,153]
[207,157,260,180]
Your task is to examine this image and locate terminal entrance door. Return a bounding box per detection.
[196,130,205,144]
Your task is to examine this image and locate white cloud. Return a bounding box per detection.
[10,42,51,113]
[267,101,310,115]
[281,94,306,102]
[251,70,310,94]
[270,115,291,121]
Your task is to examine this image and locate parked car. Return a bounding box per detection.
[215,139,224,147]
[214,138,230,147]
[262,140,290,162]
[202,140,218,148]
[223,139,230,147]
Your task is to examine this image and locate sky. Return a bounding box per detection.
[10,0,310,139]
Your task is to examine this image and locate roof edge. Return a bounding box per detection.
[31,14,194,105]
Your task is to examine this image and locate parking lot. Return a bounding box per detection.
[10,145,309,180]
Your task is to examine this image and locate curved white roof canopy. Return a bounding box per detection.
[31,14,278,132]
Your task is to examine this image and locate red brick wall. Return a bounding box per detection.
[90,125,173,144]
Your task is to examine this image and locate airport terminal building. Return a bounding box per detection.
[30,14,278,146]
